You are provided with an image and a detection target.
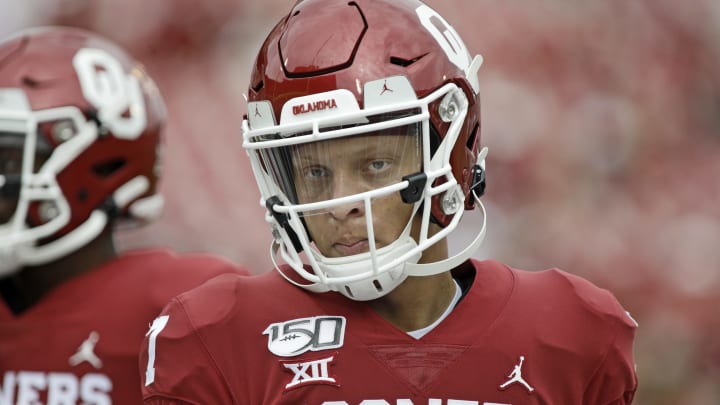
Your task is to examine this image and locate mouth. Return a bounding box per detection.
[332,239,370,256]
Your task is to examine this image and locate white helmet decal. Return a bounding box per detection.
[73,48,147,139]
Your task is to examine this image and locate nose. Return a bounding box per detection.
[327,172,365,221]
[328,200,364,221]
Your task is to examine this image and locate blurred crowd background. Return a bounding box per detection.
[2,0,718,403]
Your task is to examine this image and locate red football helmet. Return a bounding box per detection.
[0,27,166,276]
[243,0,487,300]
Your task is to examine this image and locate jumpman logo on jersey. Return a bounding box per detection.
[68,331,103,369]
[380,80,394,95]
[499,355,534,393]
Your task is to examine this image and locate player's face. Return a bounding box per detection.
[0,142,22,223]
[0,133,50,223]
[292,131,421,257]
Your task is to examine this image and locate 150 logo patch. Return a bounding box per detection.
[263,316,346,357]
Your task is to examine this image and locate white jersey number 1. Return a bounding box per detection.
[144,315,169,386]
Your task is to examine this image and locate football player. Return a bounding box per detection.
[0,27,247,403]
[140,1,638,404]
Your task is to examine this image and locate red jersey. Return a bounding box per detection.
[140,259,638,405]
[0,249,246,404]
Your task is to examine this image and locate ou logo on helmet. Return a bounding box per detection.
[72,48,148,140]
[416,4,473,72]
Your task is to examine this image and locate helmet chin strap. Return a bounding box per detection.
[20,210,108,267]
[0,209,108,277]
[405,146,488,276]
[271,241,334,294]
[404,193,487,277]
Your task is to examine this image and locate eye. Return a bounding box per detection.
[366,159,391,174]
[303,165,330,179]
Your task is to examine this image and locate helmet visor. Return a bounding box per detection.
[258,122,422,216]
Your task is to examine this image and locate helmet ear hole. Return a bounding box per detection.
[92,158,126,178]
[252,79,264,93]
[467,123,479,150]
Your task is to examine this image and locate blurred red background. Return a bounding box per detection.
[2,1,718,403]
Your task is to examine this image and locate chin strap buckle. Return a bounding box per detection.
[471,146,488,198]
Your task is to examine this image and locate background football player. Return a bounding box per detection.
[0,26,246,404]
[140,0,638,403]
